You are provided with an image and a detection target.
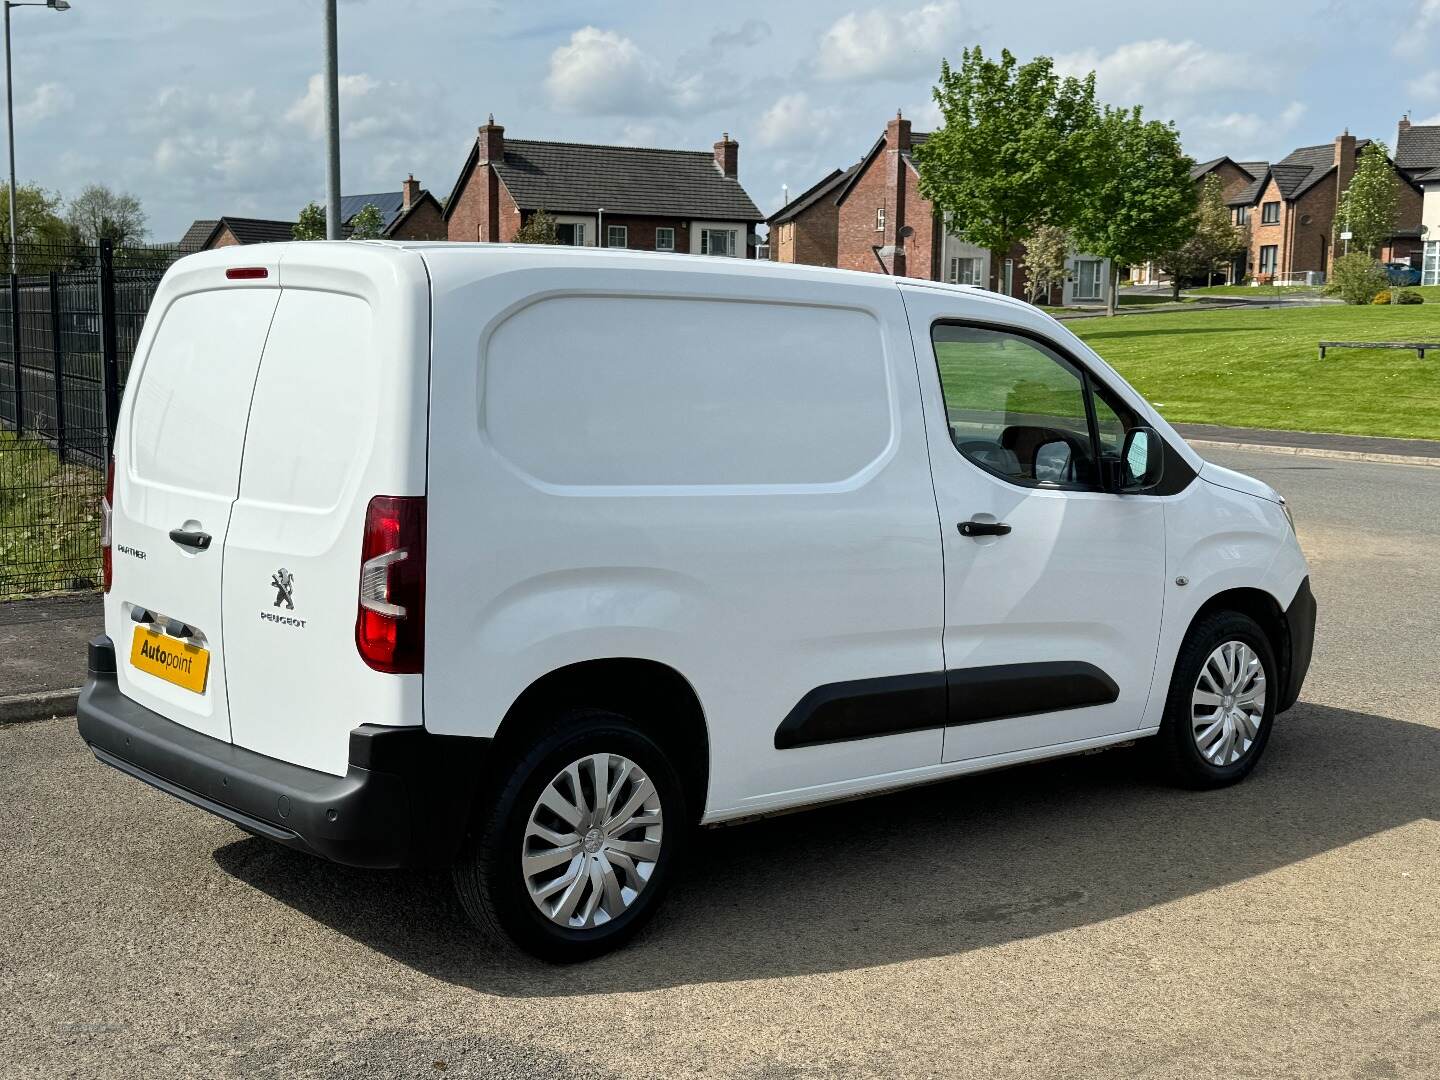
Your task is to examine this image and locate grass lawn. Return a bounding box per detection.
[1186,284,1322,298]
[1067,304,1440,440]
[0,431,103,596]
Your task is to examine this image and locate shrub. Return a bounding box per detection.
[1330,253,1389,305]
[1395,288,1424,304]
[1372,290,1392,305]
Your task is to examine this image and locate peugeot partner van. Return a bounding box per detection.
[78,242,1315,961]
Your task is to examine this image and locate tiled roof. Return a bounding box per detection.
[339,191,405,231]
[1236,160,1268,178]
[218,217,299,244]
[1396,124,1440,181]
[177,219,218,253]
[448,138,763,222]
[1226,172,1269,206]
[767,165,857,225]
[1192,156,1266,183]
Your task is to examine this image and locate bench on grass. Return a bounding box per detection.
[1318,340,1439,360]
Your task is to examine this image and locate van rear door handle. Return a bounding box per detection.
[958,520,1011,538]
[168,528,212,550]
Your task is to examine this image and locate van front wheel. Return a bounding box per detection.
[1155,611,1277,789]
[453,709,688,962]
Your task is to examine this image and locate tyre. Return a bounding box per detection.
[1153,611,1277,789]
[453,708,688,962]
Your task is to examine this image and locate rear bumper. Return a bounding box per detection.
[1279,576,1317,714]
[76,636,488,869]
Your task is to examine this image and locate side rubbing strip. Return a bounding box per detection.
[946,661,1118,726]
[773,672,947,750]
[774,662,1120,749]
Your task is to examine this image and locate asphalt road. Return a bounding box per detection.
[2,448,1437,1079]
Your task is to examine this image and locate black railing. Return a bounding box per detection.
[0,240,180,597]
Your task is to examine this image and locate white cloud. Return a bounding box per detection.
[814,0,969,82]
[1410,70,1440,100]
[756,93,837,148]
[1182,100,1304,160]
[1397,0,1440,56]
[544,27,702,116]
[15,83,75,126]
[1056,39,1245,107]
[285,72,426,141]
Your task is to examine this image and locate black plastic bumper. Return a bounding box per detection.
[76,636,488,869]
[1278,576,1317,714]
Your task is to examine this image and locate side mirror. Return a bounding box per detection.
[1119,426,1165,493]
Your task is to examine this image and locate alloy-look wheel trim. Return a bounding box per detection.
[521,752,663,930]
[1191,640,1267,767]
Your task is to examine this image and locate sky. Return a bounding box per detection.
[10,0,1440,241]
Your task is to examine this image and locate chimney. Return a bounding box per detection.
[885,108,912,154]
[401,174,420,211]
[884,110,911,276]
[478,113,505,164]
[713,132,738,178]
[1335,129,1358,197]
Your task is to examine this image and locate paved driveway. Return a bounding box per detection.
[2,448,1437,1079]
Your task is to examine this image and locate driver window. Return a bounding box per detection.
[931,324,1097,487]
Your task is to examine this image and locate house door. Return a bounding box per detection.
[1075,259,1102,301]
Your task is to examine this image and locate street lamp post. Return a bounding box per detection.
[322,0,341,240]
[3,0,68,275]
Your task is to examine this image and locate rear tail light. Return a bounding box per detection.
[355,495,426,673]
[101,456,115,592]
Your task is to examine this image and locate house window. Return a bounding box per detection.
[1424,241,1440,286]
[556,222,585,246]
[1261,201,1280,225]
[607,224,628,248]
[1259,245,1279,275]
[876,207,886,232]
[700,228,737,257]
[655,227,675,251]
[948,256,980,285]
[1234,206,1249,226]
[1074,259,1103,301]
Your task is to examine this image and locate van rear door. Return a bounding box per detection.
[108,262,280,743]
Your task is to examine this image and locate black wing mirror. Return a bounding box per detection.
[1119,426,1165,493]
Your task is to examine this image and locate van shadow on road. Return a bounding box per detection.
[213,702,1439,997]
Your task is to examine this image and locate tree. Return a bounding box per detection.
[293,202,326,240]
[348,203,385,240]
[1069,106,1196,315]
[1153,174,1248,299]
[1024,224,1070,304]
[65,184,147,246]
[1335,142,1398,257]
[513,208,561,244]
[914,47,1097,264]
[1329,252,1388,305]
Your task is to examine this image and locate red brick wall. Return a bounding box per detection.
[390,198,446,241]
[775,199,841,267]
[495,185,523,242]
[591,215,693,253]
[1248,178,1285,278]
[207,225,240,250]
[446,159,493,241]
[837,152,891,273]
[902,163,938,280]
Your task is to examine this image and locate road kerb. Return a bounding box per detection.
[1188,439,1440,469]
[0,689,80,726]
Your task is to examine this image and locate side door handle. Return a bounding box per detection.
[168,528,213,550]
[958,519,1012,538]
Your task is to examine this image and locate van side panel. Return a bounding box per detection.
[421,252,945,817]
[221,246,431,777]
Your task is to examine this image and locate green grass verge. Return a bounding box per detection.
[1067,304,1440,440]
[1186,284,1322,297]
[0,431,103,596]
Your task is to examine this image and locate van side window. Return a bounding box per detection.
[930,324,1129,489]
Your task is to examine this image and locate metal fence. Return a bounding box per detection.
[0,240,179,597]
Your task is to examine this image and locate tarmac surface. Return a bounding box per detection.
[1,446,1438,1079]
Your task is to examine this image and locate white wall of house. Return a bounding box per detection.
[688,220,748,257]
[1422,182,1440,285]
[1062,254,1112,306]
[939,233,991,286]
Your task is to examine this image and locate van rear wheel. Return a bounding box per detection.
[1154,611,1277,789]
[453,709,688,962]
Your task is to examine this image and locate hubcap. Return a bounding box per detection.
[521,753,663,929]
[1191,641,1267,766]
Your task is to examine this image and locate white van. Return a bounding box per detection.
[78,242,1315,961]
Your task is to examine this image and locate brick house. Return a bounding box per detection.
[443,116,763,256]
[181,176,446,250]
[770,111,1111,306]
[1393,117,1440,281]
[1130,156,1266,285]
[1222,131,1424,283]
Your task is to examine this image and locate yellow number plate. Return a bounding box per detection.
[130,628,211,694]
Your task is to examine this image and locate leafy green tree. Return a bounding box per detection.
[1024,224,1069,304]
[513,208,561,244]
[1153,174,1248,299]
[0,182,80,271]
[1335,142,1398,257]
[293,202,326,240]
[915,47,1097,269]
[347,203,385,240]
[1069,106,1196,314]
[1330,252,1388,305]
[65,184,147,246]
